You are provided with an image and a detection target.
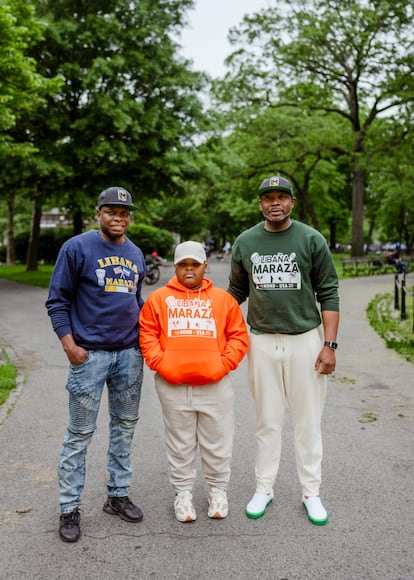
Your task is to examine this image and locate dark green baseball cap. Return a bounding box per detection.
[257,176,294,197]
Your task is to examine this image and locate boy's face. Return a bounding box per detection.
[175,259,207,289]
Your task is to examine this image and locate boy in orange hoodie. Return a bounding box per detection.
[139,241,248,522]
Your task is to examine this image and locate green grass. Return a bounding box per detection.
[0,264,54,288]
[331,253,345,278]
[0,265,52,411]
[0,349,18,406]
[367,292,414,364]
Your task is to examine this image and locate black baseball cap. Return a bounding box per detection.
[97,187,138,211]
[257,176,294,197]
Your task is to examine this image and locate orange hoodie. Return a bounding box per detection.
[139,276,248,386]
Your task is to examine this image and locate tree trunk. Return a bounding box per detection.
[351,165,365,257]
[366,215,376,254]
[329,218,336,250]
[6,192,16,265]
[306,202,321,232]
[295,189,321,231]
[73,208,84,236]
[26,192,42,272]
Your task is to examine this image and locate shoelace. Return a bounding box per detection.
[62,510,79,524]
[114,496,132,507]
[210,489,226,500]
[176,492,192,505]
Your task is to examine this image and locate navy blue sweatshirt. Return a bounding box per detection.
[46,230,146,350]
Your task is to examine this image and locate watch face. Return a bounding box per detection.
[325,341,337,350]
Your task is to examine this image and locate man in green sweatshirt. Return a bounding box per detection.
[228,175,339,526]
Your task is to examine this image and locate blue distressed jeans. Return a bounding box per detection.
[58,348,143,514]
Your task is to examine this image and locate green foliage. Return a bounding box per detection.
[1,0,209,270]
[2,0,414,261]
[147,192,209,242]
[212,0,414,255]
[23,0,207,220]
[367,292,414,364]
[0,0,61,155]
[0,349,17,406]
[12,227,73,264]
[370,128,414,250]
[127,223,175,259]
[200,106,352,245]
[2,220,174,266]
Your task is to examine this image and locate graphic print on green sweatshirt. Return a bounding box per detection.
[251,251,301,289]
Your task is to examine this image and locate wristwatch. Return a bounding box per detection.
[324,341,338,351]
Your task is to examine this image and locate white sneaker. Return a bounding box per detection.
[245,490,274,519]
[302,496,328,525]
[208,488,228,519]
[174,491,197,523]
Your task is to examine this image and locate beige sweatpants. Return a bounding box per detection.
[248,327,327,497]
[155,374,235,493]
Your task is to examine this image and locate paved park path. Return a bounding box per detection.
[0,260,413,580]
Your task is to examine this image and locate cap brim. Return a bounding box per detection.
[174,254,206,264]
[98,202,138,211]
[258,186,293,196]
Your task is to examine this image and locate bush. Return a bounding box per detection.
[127,223,174,259]
[9,223,174,264]
[13,227,73,264]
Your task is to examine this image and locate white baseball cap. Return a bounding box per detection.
[174,241,207,264]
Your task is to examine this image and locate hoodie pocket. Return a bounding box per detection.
[158,348,226,385]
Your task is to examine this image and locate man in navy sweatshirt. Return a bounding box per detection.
[46,186,146,542]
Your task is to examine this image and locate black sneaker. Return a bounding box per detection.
[103,496,143,522]
[59,508,80,542]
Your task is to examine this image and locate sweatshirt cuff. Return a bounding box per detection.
[55,324,73,339]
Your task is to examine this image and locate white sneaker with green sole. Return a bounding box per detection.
[302,496,328,525]
[245,491,274,519]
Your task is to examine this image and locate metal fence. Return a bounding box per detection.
[394,272,414,332]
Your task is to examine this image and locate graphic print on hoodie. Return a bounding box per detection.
[166,294,216,338]
[139,276,248,387]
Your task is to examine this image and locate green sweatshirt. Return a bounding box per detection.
[228,220,339,334]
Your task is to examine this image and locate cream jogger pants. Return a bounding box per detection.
[155,374,234,493]
[248,327,327,497]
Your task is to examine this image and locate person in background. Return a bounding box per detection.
[386,248,408,274]
[139,241,248,522]
[46,186,146,542]
[228,175,339,526]
[223,240,232,256]
[202,240,211,258]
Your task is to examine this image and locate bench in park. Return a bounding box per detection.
[341,256,414,276]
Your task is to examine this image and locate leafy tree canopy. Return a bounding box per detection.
[28,0,208,219]
[212,0,414,255]
[0,0,60,156]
